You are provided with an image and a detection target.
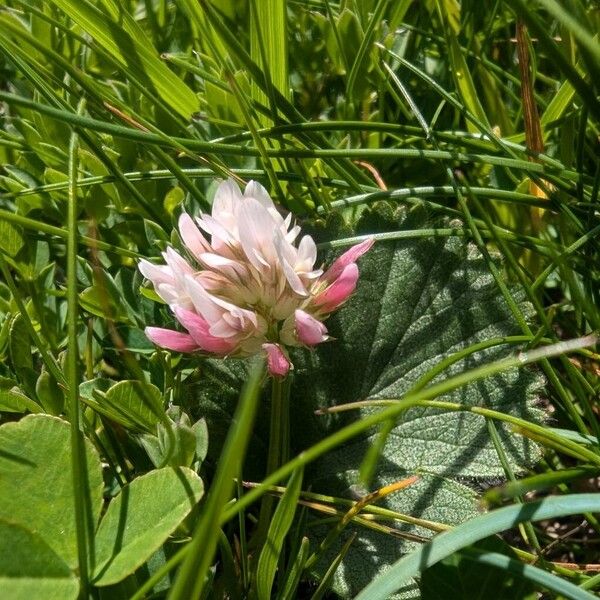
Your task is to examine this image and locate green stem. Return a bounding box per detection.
[67,105,92,597]
[167,359,265,600]
[267,376,286,475]
[256,376,290,539]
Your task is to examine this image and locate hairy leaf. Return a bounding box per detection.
[192,203,543,597]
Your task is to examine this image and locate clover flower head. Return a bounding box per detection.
[139,179,373,377]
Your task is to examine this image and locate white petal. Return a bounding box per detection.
[196,214,235,247]
[285,224,301,244]
[245,180,274,210]
[185,276,223,323]
[281,258,307,296]
[252,248,271,269]
[274,234,307,296]
[238,198,278,269]
[212,178,243,220]
[273,228,297,265]
[138,259,173,286]
[198,288,258,329]
[178,213,211,257]
[199,253,247,280]
[156,283,182,305]
[297,235,317,268]
[245,180,287,227]
[163,248,194,277]
[208,320,238,338]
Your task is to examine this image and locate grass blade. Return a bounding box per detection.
[66,102,93,595]
[460,547,597,600]
[255,468,303,600]
[44,0,197,118]
[167,359,265,600]
[355,493,600,600]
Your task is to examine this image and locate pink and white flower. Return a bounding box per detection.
[139,179,373,377]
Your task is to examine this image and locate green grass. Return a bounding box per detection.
[0,1,599,599]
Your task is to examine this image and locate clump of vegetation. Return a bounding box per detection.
[0,1,599,598]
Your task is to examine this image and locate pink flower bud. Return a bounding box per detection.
[295,310,328,346]
[322,238,374,283]
[314,263,359,313]
[263,343,291,377]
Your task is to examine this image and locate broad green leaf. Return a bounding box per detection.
[0,385,40,413]
[0,520,79,600]
[294,205,543,596]
[93,467,204,586]
[35,370,64,415]
[192,204,543,597]
[100,380,163,432]
[79,284,130,322]
[140,408,197,468]
[0,220,24,257]
[163,187,185,216]
[192,417,209,464]
[0,415,104,568]
[8,314,37,398]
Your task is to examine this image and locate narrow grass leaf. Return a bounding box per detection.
[279,536,310,600]
[44,0,197,118]
[256,468,304,600]
[346,0,387,101]
[168,358,265,600]
[437,2,491,133]
[460,547,597,600]
[355,493,600,600]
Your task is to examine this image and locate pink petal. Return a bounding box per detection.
[173,307,235,354]
[263,343,291,377]
[145,327,199,353]
[179,213,211,257]
[295,310,328,346]
[322,238,374,283]
[314,263,359,313]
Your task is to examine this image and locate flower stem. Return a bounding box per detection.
[256,375,291,540]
